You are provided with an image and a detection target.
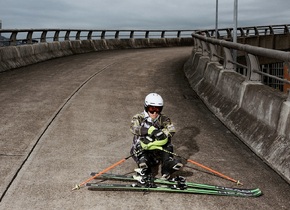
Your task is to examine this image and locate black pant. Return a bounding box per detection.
[131,143,179,175]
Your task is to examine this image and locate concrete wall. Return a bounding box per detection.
[0,37,193,72]
[183,48,290,184]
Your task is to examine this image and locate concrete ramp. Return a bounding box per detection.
[0,47,289,209]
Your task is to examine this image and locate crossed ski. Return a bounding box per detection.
[86,172,262,197]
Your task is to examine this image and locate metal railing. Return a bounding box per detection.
[1,25,290,96]
[1,24,289,47]
[0,29,194,47]
[192,32,290,97]
[196,24,290,39]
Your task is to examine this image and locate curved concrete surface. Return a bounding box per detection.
[0,47,289,209]
[183,50,290,184]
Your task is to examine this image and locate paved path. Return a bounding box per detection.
[0,47,289,210]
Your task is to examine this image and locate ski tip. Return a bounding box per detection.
[251,189,263,197]
[72,184,80,191]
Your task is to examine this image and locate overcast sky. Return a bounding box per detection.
[0,0,289,30]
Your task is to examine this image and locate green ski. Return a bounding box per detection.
[89,172,262,197]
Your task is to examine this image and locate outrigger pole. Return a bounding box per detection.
[156,147,242,185]
[73,144,242,191]
[72,154,133,191]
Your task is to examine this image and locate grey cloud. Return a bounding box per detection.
[0,0,289,29]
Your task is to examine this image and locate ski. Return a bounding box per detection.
[86,182,260,197]
[89,172,262,197]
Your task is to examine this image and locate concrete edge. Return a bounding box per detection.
[0,38,194,72]
[183,49,290,184]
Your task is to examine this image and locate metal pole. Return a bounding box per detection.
[233,0,238,69]
[215,0,218,38]
[233,0,238,44]
[0,20,2,38]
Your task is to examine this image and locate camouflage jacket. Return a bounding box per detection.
[130,111,176,149]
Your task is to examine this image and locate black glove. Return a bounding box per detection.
[151,129,167,140]
[140,136,154,144]
[134,143,145,157]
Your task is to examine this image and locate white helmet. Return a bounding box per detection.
[144,93,164,112]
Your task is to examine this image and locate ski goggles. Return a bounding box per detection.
[147,106,162,114]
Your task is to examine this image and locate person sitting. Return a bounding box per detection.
[130,93,183,181]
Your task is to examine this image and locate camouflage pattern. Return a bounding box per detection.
[130,111,176,156]
[129,111,183,176]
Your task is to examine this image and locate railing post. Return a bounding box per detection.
[223,47,235,70]
[254,27,259,36]
[65,31,70,41]
[208,43,219,62]
[145,31,149,38]
[76,31,81,40]
[284,25,289,34]
[41,30,48,42]
[101,31,106,39]
[130,31,134,39]
[246,53,262,81]
[115,31,119,39]
[216,30,220,39]
[201,40,209,56]
[177,31,181,38]
[269,26,274,35]
[10,31,18,46]
[26,31,33,44]
[239,28,245,37]
[205,31,210,37]
[87,31,92,40]
[53,30,59,42]
[161,31,165,38]
[226,29,232,39]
